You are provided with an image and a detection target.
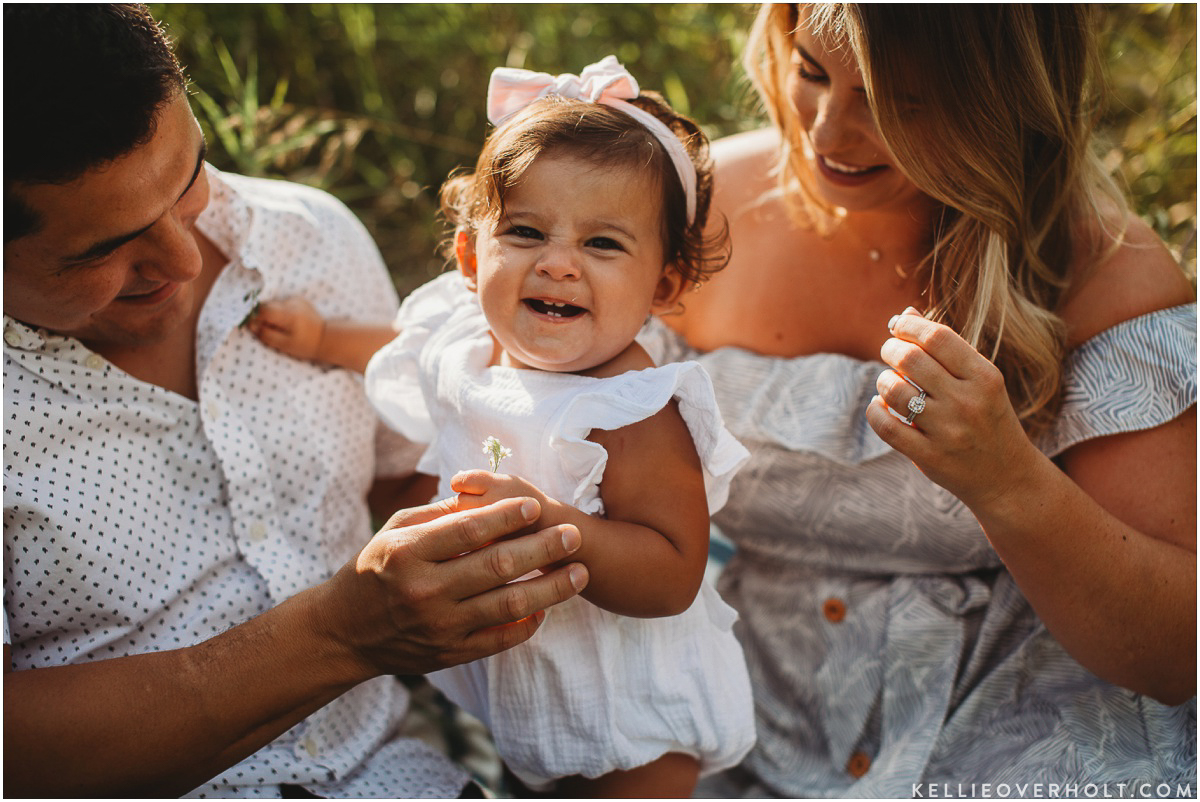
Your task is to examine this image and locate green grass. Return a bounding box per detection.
[150,3,1196,294]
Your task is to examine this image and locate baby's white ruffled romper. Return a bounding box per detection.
[364,273,756,790]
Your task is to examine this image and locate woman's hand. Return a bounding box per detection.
[866,306,1195,703]
[865,306,1044,511]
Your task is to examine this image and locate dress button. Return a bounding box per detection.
[303,735,319,757]
[4,328,23,347]
[205,401,220,420]
[846,751,871,778]
[823,597,847,623]
[85,354,105,370]
[249,521,268,542]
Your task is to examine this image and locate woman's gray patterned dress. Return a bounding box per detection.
[641,304,1197,798]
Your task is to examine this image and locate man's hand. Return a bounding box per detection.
[319,493,589,679]
[3,494,586,798]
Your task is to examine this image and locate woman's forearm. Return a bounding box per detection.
[966,422,1195,704]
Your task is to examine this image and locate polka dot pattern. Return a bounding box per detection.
[3,166,462,797]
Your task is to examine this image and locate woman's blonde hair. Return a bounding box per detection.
[746,4,1127,433]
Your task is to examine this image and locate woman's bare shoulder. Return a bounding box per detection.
[711,127,783,168]
[1061,213,1195,345]
[709,128,783,205]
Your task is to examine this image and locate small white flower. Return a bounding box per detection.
[482,436,513,472]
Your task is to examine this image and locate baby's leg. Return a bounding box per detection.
[555,752,699,799]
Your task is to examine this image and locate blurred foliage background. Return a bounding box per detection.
[149,3,1196,298]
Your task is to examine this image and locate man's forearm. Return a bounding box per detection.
[3,583,366,798]
[4,496,590,797]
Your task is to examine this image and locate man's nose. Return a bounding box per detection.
[133,212,204,283]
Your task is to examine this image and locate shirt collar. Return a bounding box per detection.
[4,166,257,356]
[2,315,50,351]
[197,164,262,278]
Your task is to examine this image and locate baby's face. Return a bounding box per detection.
[463,152,680,374]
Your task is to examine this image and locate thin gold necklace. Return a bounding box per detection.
[836,215,912,280]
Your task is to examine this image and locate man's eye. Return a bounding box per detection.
[59,252,116,273]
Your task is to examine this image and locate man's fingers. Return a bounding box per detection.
[449,523,583,599]
[383,495,462,530]
[397,496,543,562]
[458,559,589,636]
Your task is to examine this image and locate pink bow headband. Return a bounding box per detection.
[487,55,698,224]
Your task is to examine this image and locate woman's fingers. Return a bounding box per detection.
[885,310,985,382]
[876,369,932,428]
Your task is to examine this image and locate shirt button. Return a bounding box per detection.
[205,401,220,420]
[303,736,319,757]
[84,354,105,370]
[249,521,268,542]
[4,327,23,347]
[823,597,847,623]
[846,751,871,778]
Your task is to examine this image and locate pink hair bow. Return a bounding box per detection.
[487,55,697,224]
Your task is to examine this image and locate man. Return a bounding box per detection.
[2,5,587,797]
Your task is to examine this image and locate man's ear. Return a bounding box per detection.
[649,264,687,316]
[455,229,479,292]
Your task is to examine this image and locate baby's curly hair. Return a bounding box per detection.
[440,90,729,289]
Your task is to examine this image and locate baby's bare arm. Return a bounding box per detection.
[453,402,711,617]
[248,298,397,374]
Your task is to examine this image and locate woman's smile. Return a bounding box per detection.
[814,153,889,186]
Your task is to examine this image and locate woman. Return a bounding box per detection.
[649,5,1196,796]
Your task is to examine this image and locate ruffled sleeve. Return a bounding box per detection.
[547,361,750,516]
[1037,303,1197,456]
[364,272,472,444]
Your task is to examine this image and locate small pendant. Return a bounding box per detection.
[868,248,882,262]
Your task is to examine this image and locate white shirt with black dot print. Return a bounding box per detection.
[3,166,461,798]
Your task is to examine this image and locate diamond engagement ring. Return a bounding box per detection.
[905,390,927,424]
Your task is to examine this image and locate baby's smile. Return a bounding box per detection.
[524,298,586,319]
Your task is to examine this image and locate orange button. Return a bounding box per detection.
[823,597,846,623]
[846,751,871,778]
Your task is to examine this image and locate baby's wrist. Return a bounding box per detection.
[309,315,330,361]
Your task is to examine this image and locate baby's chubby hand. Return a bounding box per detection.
[451,470,571,534]
[246,297,326,361]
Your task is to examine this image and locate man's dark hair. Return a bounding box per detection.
[4,4,187,243]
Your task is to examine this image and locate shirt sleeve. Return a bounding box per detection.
[1037,303,1197,456]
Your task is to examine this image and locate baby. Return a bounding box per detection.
[250,56,754,797]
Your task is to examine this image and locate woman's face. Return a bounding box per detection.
[785,8,928,213]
